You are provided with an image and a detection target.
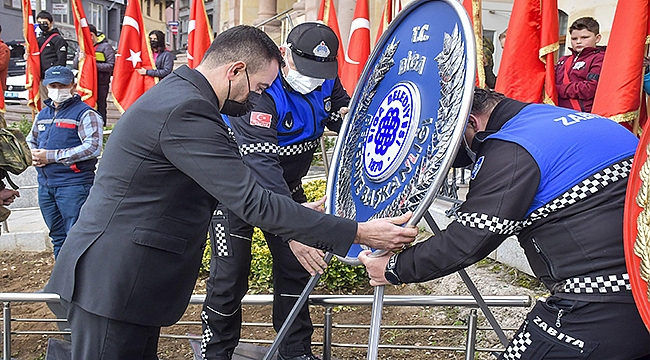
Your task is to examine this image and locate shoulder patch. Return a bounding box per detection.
[250,112,272,128]
[470,156,485,180]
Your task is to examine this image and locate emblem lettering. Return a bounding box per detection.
[399,51,427,75]
[411,24,430,43]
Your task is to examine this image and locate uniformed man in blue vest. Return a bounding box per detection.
[360,88,650,359]
[201,23,350,360]
[27,66,103,259]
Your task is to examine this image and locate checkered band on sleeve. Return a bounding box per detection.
[455,212,525,235]
[239,142,280,156]
[227,127,237,143]
[290,184,303,195]
[524,158,633,227]
[278,138,321,157]
[326,110,344,124]
[561,273,631,294]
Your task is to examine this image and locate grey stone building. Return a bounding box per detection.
[1,0,125,45]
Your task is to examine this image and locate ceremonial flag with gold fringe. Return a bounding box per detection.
[340,0,371,95]
[495,0,558,104]
[71,0,97,107]
[592,0,650,136]
[22,0,41,112]
[317,0,345,78]
[112,0,156,113]
[187,0,213,68]
[375,0,402,45]
[463,0,485,88]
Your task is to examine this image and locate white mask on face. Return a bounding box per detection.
[283,52,325,94]
[48,87,74,104]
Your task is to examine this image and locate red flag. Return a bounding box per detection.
[375,0,402,45]
[71,0,97,107]
[187,0,213,68]
[592,0,650,136]
[340,0,370,95]
[22,0,41,112]
[495,0,558,104]
[112,0,156,113]
[463,0,484,88]
[317,0,345,78]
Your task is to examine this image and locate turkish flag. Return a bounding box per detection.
[463,0,485,88]
[495,0,558,104]
[22,0,41,112]
[375,0,401,45]
[71,0,97,107]
[340,0,370,96]
[317,0,345,78]
[112,0,156,113]
[187,0,213,68]
[592,0,650,136]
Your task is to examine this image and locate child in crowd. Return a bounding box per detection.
[554,17,605,113]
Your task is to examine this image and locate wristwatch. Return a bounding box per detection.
[384,253,402,285]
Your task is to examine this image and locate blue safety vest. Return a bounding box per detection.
[487,104,638,216]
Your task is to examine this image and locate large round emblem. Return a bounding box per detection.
[325,0,475,265]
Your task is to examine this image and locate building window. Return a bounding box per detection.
[146,0,151,17]
[4,0,21,10]
[159,2,163,21]
[52,0,73,25]
[89,3,103,30]
[558,10,569,57]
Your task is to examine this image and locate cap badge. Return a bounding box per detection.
[313,41,331,58]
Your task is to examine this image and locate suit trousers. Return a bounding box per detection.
[202,199,313,359]
[62,299,161,360]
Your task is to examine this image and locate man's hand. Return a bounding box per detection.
[31,149,49,167]
[137,68,147,75]
[358,250,391,286]
[79,52,86,60]
[302,196,326,213]
[355,212,417,251]
[0,189,20,206]
[288,240,328,275]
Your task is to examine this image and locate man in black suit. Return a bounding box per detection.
[45,25,417,359]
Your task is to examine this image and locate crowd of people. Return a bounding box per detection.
[0,9,649,360]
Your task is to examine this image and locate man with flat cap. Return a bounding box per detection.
[201,23,351,360]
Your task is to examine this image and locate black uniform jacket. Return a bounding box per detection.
[37,29,67,77]
[394,99,634,303]
[45,66,357,327]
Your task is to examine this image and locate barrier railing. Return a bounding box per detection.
[1,292,530,360]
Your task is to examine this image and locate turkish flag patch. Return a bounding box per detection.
[250,112,273,128]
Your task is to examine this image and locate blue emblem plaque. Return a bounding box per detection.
[325,0,476,265]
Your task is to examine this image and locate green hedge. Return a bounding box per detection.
[200,179,368,293]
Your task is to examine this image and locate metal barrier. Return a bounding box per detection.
[1,292,530,360]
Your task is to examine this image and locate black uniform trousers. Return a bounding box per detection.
[498,295,650,360]
[202,190,313,360]
[97,83,109,126]
[62,299,160,360]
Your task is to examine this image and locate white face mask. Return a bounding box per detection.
[48,87,74,104]
[283,52,325,94]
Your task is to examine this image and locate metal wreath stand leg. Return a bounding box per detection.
[264,210,510,360]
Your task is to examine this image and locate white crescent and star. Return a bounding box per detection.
[344,17,370,65]
[117,16,142,68]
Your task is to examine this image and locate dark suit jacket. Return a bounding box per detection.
[45,65,357,327]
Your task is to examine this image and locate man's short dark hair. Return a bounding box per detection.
[570,17,600,35]
[471,88,506,116]
[201,25,283,74]
[36,11,53,22]
[88,24,97,36]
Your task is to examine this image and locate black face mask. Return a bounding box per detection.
[39,23,49,32]
[221,69,261,117]
[150,40,159,49]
